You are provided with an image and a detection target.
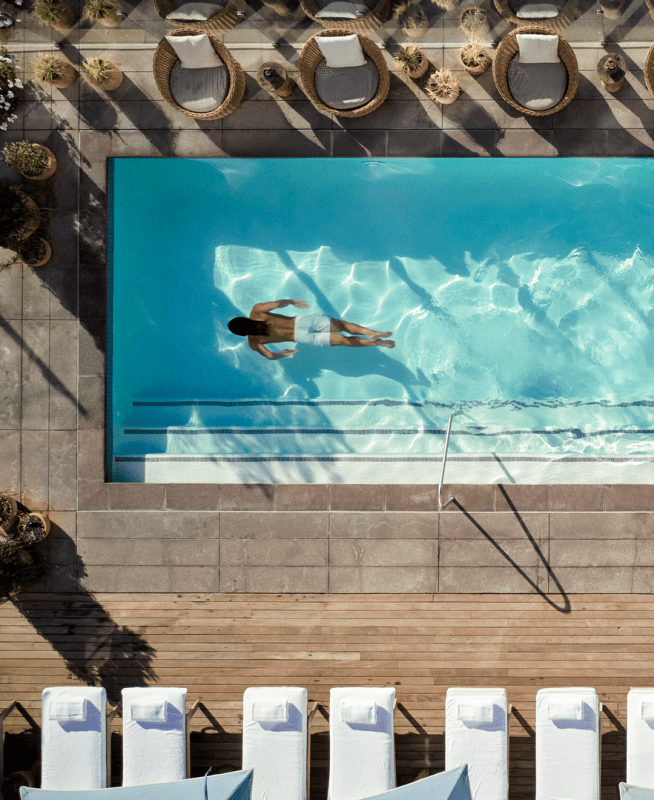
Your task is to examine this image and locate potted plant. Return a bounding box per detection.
[0,48,21,131]
[0,538,45,600]
[431,0,457,9]
[459,39,491,74]
[16,511,51,545]
[460,4,489,37]
[33,53,77,88]
[34,0,77,30]
[83,0,121,26]
[3,140,57,180]
[0,185,40,249]
[426,67,460,103]
[393,0,428,36]
[19,235,51,267]
[83,56,123,91]
[0,492,17,537]
[394,45,429,78]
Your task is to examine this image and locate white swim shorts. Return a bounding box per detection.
[294,313,332,347]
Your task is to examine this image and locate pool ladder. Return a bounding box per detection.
[438,415,456,511]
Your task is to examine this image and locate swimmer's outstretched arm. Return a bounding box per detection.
[252,299,309,313]
[252,342,297,360]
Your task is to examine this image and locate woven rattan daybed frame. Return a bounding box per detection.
[153,0,245,33]
[299,29,390,117]
[300,0,390,32]
[492,25,578,116]
[645,41,654,95]
[494,0,577,33]
[153,30,246,120]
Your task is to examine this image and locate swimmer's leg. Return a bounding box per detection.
[330,318,392,339]
[330,333,395,349]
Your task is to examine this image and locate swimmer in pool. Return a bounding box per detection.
[227,299,395,361]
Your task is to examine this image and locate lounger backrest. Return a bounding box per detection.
[445,688,508,800]
[627,688,654,786]
[122,687,188,787]
[328,687,396,800]
[243,687,308,800]
[535,687,600,800]
[41,687,107,790]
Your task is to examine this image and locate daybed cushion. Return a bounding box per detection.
[316,1,368,17]
[166,33,224,69]
[166,2,220,19]
[446,689,508,800]
[41,687,107,790]
[507,54,567,111]
[517,32,560,62]
[243,687,308,800]
[516,3,560,16]
[169,61,229,113]
[627,689,654,786]
[122,687,187,787]
[535,688,600,800]
[328,687,396,800]
[316,33,367,68]
[314,57,379,110]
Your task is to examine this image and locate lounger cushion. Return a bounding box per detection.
[314,57,379,110]
[252,699,289,724]
[627,690,654,786]
[341,701,378,725]
[169,61,229,113]
[166,33,224,69]
[243,687,307,800]
[516,32,560,63]
[166,2,220,20]
[316,1,368,17]
[41,687,107,790]
[316,34,367,68]
[507,55,567,110]
[516,3,560,16]
[49,699,88,722]
[122,687,187,787]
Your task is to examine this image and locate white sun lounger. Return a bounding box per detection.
[42,686,114,790]
[627,688,654,787]
[243,687,316,800]
[445,688,510,800]
[536,687,601,800]
[122,687,201,786]
[328,687,396,800]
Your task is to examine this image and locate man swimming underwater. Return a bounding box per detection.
[228,299,395,361]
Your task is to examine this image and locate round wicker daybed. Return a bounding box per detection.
[153,30,246,120]
[494,0,577,33]
[300,0,390,32]
[645,40,654,96]
[492,25,578,116]
[299,29,390,117]
[153,0,245,34]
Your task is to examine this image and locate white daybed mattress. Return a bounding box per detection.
[122,687,187,786]
[627,688,654,787]
[41,686,107,790]
[242,686,308,800]
[445,688,508,800]
[536,687,600,800]
[328,687,396,800]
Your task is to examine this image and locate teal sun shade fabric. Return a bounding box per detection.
[361,765,473,800]
[20,770,253,800]
[620,784,654,800]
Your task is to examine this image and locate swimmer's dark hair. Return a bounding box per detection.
[228,317,268,337]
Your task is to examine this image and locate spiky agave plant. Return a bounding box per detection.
[83,56,118,86]
[393,0,426,28]
[425,67,459,101]
[459,39,487,66]
[394,44,425,73]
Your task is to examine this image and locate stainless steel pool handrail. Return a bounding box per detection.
[438,415,455,511]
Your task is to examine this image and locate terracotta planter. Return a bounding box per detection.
[19,237,51,267]
[0,494,18,537]
[407,53,429,78]
[459,49,491,74]
[96,6,121,25]
[45,61,78,89]
[18,144,57,181]
[88,64,123,91]
[49,1,77,31]
[17,512,51,545]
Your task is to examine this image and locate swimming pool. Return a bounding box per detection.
[109,158,654,483]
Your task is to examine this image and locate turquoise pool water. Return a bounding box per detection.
[109,158,654,481]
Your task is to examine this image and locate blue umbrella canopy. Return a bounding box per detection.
[20,770,253,800]
[362,765,472,800]
[620,784,654,800]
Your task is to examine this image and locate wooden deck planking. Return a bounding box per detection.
[0,592,648,799]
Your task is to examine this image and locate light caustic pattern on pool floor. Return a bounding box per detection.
[110,158,654,461]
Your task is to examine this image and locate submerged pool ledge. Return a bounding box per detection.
[112,454,654,484]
